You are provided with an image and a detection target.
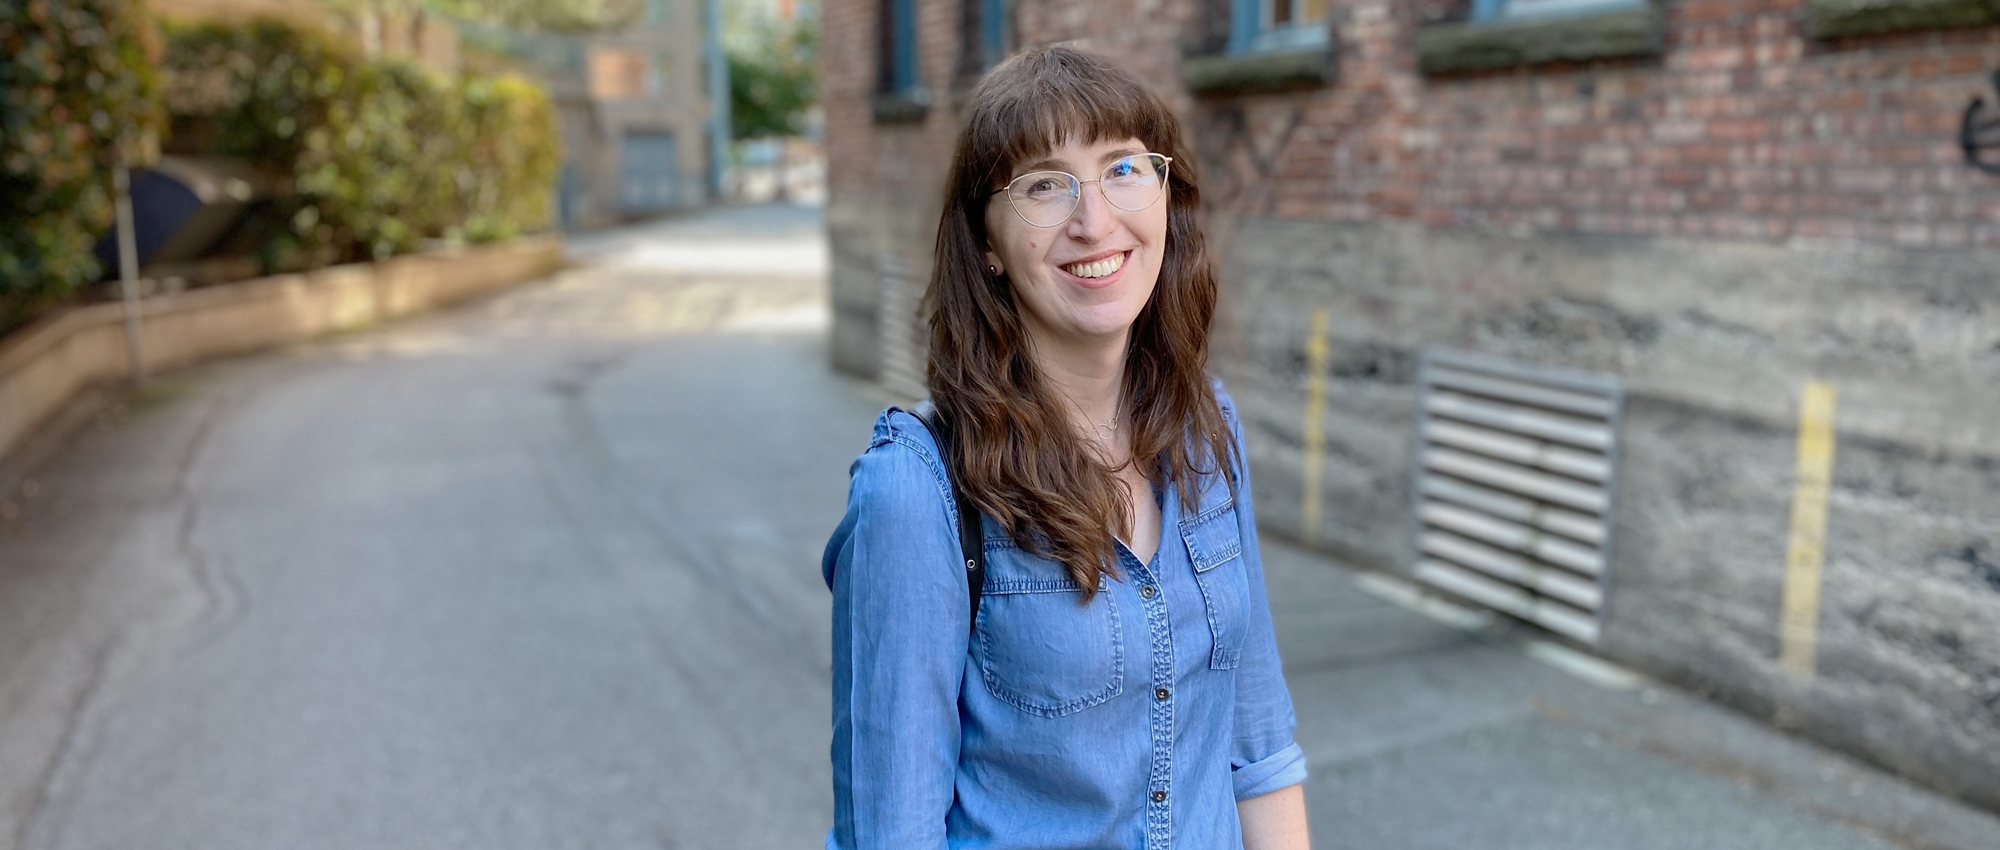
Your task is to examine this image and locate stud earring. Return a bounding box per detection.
[987,264,1000,276]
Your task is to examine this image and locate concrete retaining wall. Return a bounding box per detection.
[0,236,564,463]
[1211,215,2000,809]
[828,192,939,381]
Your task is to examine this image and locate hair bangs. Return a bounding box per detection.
[963,50,1174,197]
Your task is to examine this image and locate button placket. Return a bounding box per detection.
[1122,553,1176,850]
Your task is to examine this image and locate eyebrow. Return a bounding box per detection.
[1013,147,1146,177]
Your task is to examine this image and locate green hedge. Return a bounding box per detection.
[0,13,557,337]
[459,74,559,244]
[160,18,558,266]
[0,0,165,326]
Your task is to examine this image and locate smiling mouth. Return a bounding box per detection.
[1061,252,1127,280]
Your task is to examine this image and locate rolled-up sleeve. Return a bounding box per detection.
[1218,391,1310,801]
[823,422,969,849]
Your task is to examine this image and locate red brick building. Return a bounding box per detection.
[821,0,2000,810]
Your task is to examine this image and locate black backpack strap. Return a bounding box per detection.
[910,400,985,635]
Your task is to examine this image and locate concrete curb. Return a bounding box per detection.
[0,236,564,466]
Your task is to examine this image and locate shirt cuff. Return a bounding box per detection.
[1232,741,1308,801]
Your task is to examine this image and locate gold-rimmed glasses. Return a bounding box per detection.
[991,153,1173,228]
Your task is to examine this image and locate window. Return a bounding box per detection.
[589,48,649,99]
[980,0,1014,69]
[878,0,919,94]
[1185,0,1338,94]
[1229,0,1329,54]
[874,0,927,121]
[1416,0,1660,75]
[957,0,1015,85]
[1472,0,1646,22]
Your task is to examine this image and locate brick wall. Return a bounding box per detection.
[1014,0,2000,246]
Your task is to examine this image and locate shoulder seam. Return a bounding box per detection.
[871,429,961,532]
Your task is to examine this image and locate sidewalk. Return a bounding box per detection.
[1263,539,2000,850]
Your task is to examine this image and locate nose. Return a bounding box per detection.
[1064,180,1118,242]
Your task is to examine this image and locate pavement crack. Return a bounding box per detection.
[15,381,241,850]
[10,637,116,850]
[541,350,819,669]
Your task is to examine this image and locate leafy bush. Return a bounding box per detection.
[295,59,466,259]
[160,18,558,265]
[458,74,558,244]
[0,0,165,327]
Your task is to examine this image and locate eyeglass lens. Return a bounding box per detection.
[1006,154,1169,228]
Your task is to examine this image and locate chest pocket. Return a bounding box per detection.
[1181,496,1247,670]
[972,539,1125,718]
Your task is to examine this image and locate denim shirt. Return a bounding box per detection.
[822,386,1307,850]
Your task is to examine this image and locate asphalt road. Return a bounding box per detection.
[2,204,1994,850]
[5,205,857,850]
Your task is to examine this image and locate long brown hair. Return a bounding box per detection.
[926,46,1236,598]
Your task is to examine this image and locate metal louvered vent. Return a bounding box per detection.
[1409,348,1625,644]
[878,256,926,399]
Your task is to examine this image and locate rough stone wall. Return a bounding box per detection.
[1211,217,2000,807]
[1180,0,2000,807]
[820,0,2000,808]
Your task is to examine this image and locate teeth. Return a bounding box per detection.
[1062,253,1126,279]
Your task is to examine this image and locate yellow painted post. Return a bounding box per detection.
[1301,309,1330,545]
[1779,381,1838,678]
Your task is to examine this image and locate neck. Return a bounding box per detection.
[1029,326,1129,437]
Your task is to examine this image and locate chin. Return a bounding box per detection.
[1064,303,1149,339]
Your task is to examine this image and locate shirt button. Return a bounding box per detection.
[1151,790,1167,803]
[1139,585,1157,599]
[1155,688,1170,701]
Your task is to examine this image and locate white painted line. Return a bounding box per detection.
[720,302,830,333]
[1351,567,1645,692]
[1354,571,1495,630]
[1524,639,1646,691]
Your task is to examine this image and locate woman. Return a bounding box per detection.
[823,46,1309,849]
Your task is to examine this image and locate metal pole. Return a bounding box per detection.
[113,163,146,382]
[705,0,730,201]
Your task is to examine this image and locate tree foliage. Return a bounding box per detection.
[443,0,642,33]
[0,0,165,325]
[335,0,643,34]
[728,15,816,140]
[161,18,558,266]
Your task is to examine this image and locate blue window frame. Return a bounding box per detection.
[1228,0,1329,54]
[981,0,1012,66]
[1473,0,1645,22]
[887,0,917,92]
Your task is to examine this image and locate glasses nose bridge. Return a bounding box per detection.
[1069,173,1107,196]
[1064,172,1118,219]
[1064,176,1128,235]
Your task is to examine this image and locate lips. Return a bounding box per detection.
[1061,252,1126,279]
